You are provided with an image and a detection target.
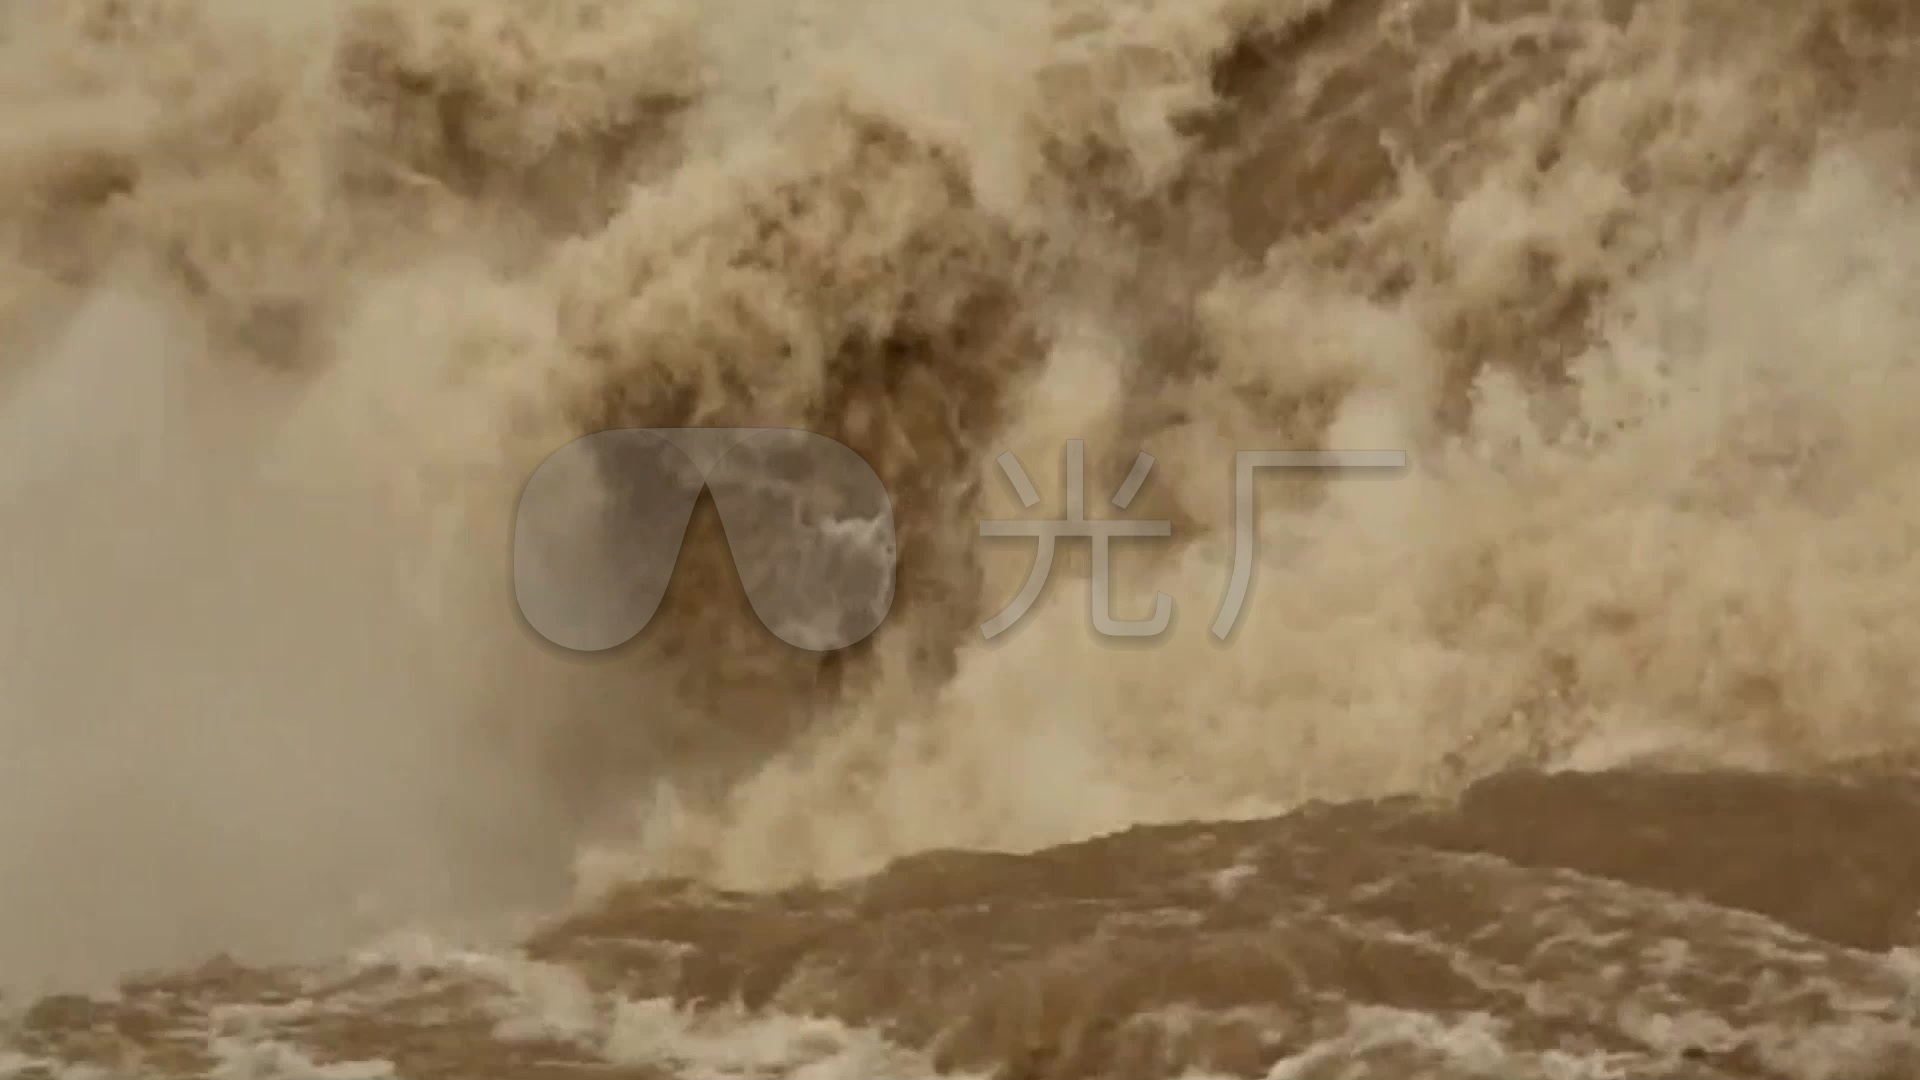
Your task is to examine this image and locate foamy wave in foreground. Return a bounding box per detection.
[4,0,1920,1075]
[10,767,1920,1078]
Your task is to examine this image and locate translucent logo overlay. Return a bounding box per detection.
[513,428,897,653]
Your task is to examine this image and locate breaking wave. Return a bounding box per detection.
[4,0,1920,1075]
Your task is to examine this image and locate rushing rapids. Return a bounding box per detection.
[4,0,1920,1077]
[8,765,1920,1078]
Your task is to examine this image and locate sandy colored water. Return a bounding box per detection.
[4,0,1920,1076]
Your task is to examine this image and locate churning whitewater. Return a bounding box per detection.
[4,0,1920,1077]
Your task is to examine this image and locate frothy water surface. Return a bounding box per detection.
[3,0,1920,1076]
